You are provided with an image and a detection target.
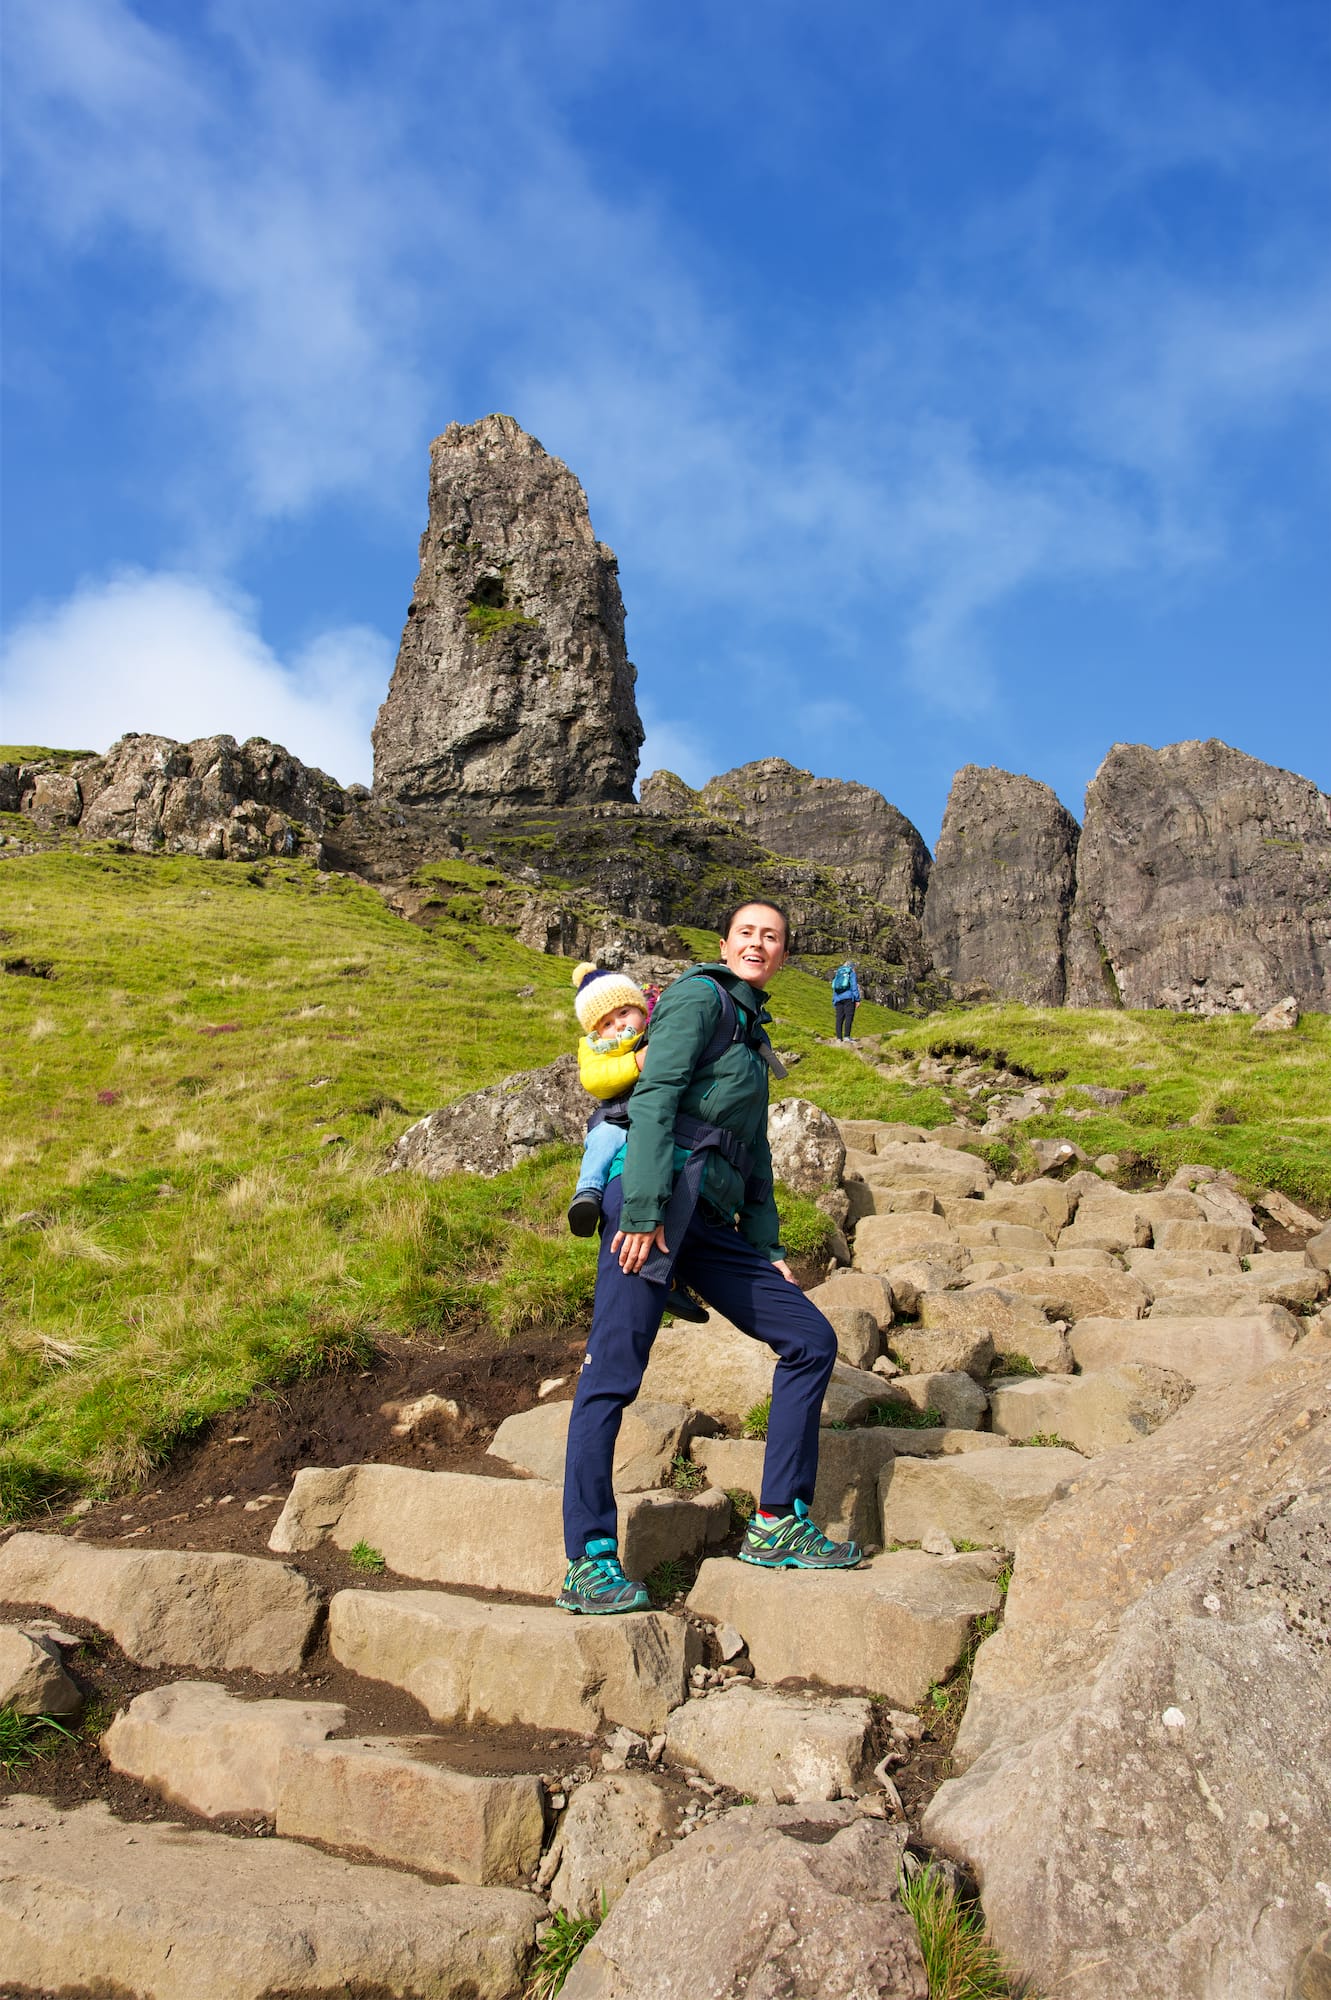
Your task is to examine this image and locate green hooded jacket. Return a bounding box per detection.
[618,963,784,1261]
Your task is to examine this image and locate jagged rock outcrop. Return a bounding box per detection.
[3,735,348,862]
[1065,740,1331,1012]
[924,766,1079,1005]
[692,759,931,914]
[372,415,643,810]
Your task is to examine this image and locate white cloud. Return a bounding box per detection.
[0,571,388,785]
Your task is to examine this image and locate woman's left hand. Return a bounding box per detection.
[772,1259,798,1284]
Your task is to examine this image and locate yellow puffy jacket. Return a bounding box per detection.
[578,1032,643,1102]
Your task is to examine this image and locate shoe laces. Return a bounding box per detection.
[579,1541,631,1588]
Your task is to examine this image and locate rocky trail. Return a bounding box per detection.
[3,1074,1330,1997]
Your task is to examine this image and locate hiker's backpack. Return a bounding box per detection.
[587,969,782,1135]
[832,963,854,996]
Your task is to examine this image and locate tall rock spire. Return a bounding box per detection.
[372,415,643,809]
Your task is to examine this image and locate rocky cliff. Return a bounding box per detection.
[924,766,1079,1006]
[1064,739,1331,1013]
[371,415,642,810]
[2,734,350,863]
[686,759,931,915]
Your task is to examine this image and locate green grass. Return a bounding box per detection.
[526,1902,605,1999]
[873,1401,944,1429]
[3,840,1326,1517]
[725,1486,756,1523]
[898,1858,1026,1998]
[349,1540,386,1573]
[740,1396,771,1440]
[465,603,540,643]
[645,1556,691,1604]
[667,1454,705,1493]
[1013,1431,1080,1451]
[0,1705,77,1776]
[992,1352,1039,1378]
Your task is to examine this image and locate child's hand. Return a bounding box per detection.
[635,1048,647,1070]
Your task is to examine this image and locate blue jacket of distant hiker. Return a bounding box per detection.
[618,963,784,1263]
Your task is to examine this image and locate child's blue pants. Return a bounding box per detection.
[562,1176,838,1560]
[576,1121,628,1194]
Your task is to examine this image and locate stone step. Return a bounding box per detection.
[102,1680,345,1819]
[487,1396,710,1490]
[918,1288,1073,1373]
[988,1365,1193,1454]
[994,1266,1151,1323]
[686,1550,1002,1707]
[0,1533,320,1673]
[664,1681,874,1803]
[329,1587,695,1735]
[691,1433,897,1546]
[637,1315,895,1427]
[269,1464,728,1596]
[879,1445,1085,1550]
[0,1793,542,2000]
[1068,1308,1301,1386]
[876,1369,987,1430]
[275,1735,545,1887]
[0,1621,81,1716]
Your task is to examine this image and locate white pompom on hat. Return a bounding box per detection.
[572,961,649,1034]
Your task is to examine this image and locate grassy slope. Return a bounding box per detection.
[3,853,1327,1516]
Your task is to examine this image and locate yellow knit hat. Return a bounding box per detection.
[572,961,649,1034]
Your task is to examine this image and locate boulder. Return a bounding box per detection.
[882,1430,1012,1459]
[0,1794,542,2000]
[690,1432,898,1547]
[687,1552,1002,1707]
[1242,1252,1328,1311]
[665,1683,874,1802]
[853,1211,956,1270]
[880,1448,1085,1550]
[487,1398,705,1490]
[0,1535,319,1674]
[330,1589,692,1735]
[1029,1138,1088,1174]
[388,1053,588,1178]
[1146,1280,1268,1318]
[888,1325,996,1381]
[1124,1247,1244,1282]
[0,1625,81,1717]
[818,1304,880,1370]
[877,1370,987,1431]
[974,1180,1074,1237]
[1307,1223,1331,1274]
[1051,1245,1125,1272]
[1064,738,1331,1013]
[766,1098,846,1195]
[562,1801,925,2000]
[858,1143,992,1197]
[994,1265,1151,1323]
[988,1364,1193,1454]
[923,1343,1331,2000]
[546,1772,675,1918]
[869,1245,973,1306]
[269,1464,728,1596]
[918,1287,1070,1372]
[1058,1198,1155,1253]
[638,1316,892,1428]
[923,765,1080,1006]
[1252,994,1300,1032]
[804,1272,895,1329]
[1069,1308,1302,1387]
[101,1682,345,1818]
[954,1219,1053,1261]
[1153,1217,1259,1257]
[276,1735,545,1886]
[372,415,642,809]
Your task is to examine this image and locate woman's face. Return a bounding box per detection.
[719,904,787,987]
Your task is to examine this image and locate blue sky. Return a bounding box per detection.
[2,0,1328,845]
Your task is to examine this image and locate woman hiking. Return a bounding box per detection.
[558,901,861,1613]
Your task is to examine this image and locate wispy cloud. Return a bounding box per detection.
[0,570,386,783]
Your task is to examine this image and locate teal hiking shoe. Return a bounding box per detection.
[557,1538,650,1614]
[738,1499,862,1570]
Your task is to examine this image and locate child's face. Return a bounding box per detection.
[595,1002,647,1038]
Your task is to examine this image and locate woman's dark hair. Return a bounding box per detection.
[718,900,791,948]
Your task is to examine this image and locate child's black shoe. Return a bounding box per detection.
[664,1286,708,1323]
[567,1191,603,1237]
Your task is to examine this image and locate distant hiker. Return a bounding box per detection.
[831,959,861,1040]
[643,981,663,1019]
[566,962,705,1325]
[558,902,861,1616]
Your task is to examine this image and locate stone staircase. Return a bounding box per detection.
[2,1113,1326,1997]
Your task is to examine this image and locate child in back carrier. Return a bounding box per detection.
[566,963,706,1322]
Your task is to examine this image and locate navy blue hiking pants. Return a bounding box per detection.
[562,1176,839,1560]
